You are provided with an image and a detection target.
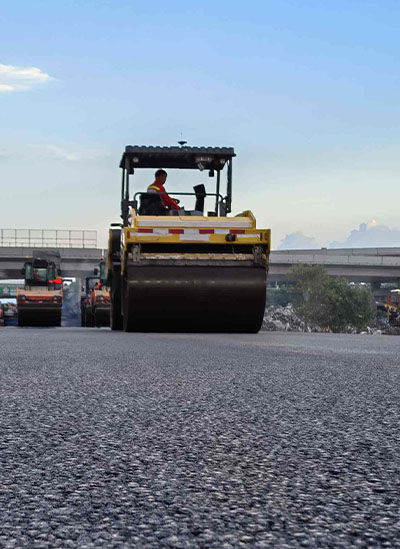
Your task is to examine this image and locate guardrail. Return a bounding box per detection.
[0,229,97,249]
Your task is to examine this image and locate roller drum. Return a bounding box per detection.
[123,264,266,333]
[84,307,93,327]
[18,306,61,327]
[94,306,110,327]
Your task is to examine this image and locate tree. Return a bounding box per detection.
[288,264,374,332]
[324,278,374,333]
[266,285,297,307]
[288,264,330,330]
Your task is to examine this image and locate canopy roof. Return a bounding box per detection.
[120,146,235,171]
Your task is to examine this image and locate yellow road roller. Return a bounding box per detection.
[107,145,270,332]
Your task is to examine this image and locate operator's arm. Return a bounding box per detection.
[163,193,181,210]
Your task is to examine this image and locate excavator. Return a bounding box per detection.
[17,251,63,327]
[81,259,110,327]
[107,145,270,332]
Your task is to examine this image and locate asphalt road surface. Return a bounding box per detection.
[0,328,399,548]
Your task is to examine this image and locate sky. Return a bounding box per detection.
[1,0,400,249]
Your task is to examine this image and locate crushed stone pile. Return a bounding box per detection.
[262,304,317,332]
[262,304,386,334]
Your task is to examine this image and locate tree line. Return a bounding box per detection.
[270,265,374,333]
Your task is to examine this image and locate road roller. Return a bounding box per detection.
[17,251,63,327]
[107,145,270,332]
[81,259,111,327]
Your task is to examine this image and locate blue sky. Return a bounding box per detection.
[1,0,400,248]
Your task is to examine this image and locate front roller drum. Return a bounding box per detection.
[18,306,62,327]
[94,306,110,328]
[84,307,93,327]
[123,265,266,333]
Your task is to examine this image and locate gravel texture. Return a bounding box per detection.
[0,328,399,548]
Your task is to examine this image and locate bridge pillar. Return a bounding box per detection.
[370,281,382,303]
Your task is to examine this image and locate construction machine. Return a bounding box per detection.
[81,260,110,327]
[107,145,270,332]
[385,289,400,327]
[17,251,62,327]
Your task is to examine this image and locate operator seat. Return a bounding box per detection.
[138,193,167,216]
[193,184,206,214]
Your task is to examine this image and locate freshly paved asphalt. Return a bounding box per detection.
[0,328,399,548]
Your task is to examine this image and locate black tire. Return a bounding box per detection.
[123,277,132,332]
[54,311,62,327]
[110,228,121,256]
[111,273,123,330]
[109,228,123,331]
[84,307,93,327]
[94,310,103,328]
[18,308,27,327]
[94,307,110,328]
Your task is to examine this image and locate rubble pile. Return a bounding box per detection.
[384,326,400,335]
[262,304,315,332]
[262,304,387,334]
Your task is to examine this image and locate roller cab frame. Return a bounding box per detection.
[107,145,271,332]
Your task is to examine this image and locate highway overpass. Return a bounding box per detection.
[1,246,399,288]
[269,247,400,285]
[0,247,103,280]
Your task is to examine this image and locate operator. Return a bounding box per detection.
[147,169,181,211]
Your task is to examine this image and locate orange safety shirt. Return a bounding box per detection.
[147,181,181,210]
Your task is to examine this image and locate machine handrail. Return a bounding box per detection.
[133,191,224,201]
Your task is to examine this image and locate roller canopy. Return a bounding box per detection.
[120,146,235,171]
[31,249,61,264]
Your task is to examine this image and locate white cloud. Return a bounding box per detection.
[329,221,400,248]
[276,221,400,250]
[32,144,81,162]
[0,148,11,158]
[277,231,320,250]
[30,144,107,162]
[0,143,109,162]
[0,84,14,92]
[0,63,52,93]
